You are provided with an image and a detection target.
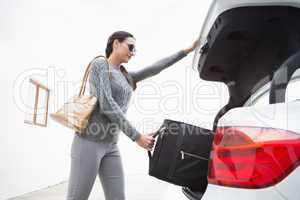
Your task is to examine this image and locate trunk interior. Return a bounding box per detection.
[199,5,300,130]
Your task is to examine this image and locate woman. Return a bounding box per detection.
[67,31,199,200]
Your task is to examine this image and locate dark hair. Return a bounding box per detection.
[105,31,135,58]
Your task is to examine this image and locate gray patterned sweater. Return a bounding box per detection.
[78,50,187,143]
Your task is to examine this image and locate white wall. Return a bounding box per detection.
[0,0,228,199]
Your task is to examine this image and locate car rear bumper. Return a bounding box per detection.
[201,184,285,200]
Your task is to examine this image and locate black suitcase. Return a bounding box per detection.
[148,119,214,190]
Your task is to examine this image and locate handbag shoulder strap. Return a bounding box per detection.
[78,55,111,96]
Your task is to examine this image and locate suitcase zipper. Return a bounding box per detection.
[180,150,208,161]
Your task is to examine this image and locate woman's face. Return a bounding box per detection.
[114,37,136,63]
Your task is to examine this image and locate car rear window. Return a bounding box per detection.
[245,69,300,106]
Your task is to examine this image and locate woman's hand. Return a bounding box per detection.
[136,133,155,151]
[183,39,200,54]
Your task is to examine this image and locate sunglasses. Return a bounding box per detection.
[126,43,136,53]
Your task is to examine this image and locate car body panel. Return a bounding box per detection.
[218,101,300,135]
[275,167,300,200]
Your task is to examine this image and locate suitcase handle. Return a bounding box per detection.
[147,125,166,159]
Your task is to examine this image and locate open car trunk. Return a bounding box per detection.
[187,5,300,200]
[198,6,300,130]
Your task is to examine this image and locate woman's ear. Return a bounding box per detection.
[113,39,119,50]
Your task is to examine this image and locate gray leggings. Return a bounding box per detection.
[67,135,125,200]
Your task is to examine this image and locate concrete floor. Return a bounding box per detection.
[9,174,183,200]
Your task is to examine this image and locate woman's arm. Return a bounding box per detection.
[129,50,187,83]
[89,58,141,141]
[129,39,200,83]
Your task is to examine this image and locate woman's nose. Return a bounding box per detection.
[130,51,136,56]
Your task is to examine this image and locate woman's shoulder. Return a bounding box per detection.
[90,56,109,71]
[93,56,108,65]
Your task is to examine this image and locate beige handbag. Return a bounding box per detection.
[50,55,110,135]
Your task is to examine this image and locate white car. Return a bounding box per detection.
[169,0,300,199]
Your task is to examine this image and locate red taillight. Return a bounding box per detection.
[208,127,300,188]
